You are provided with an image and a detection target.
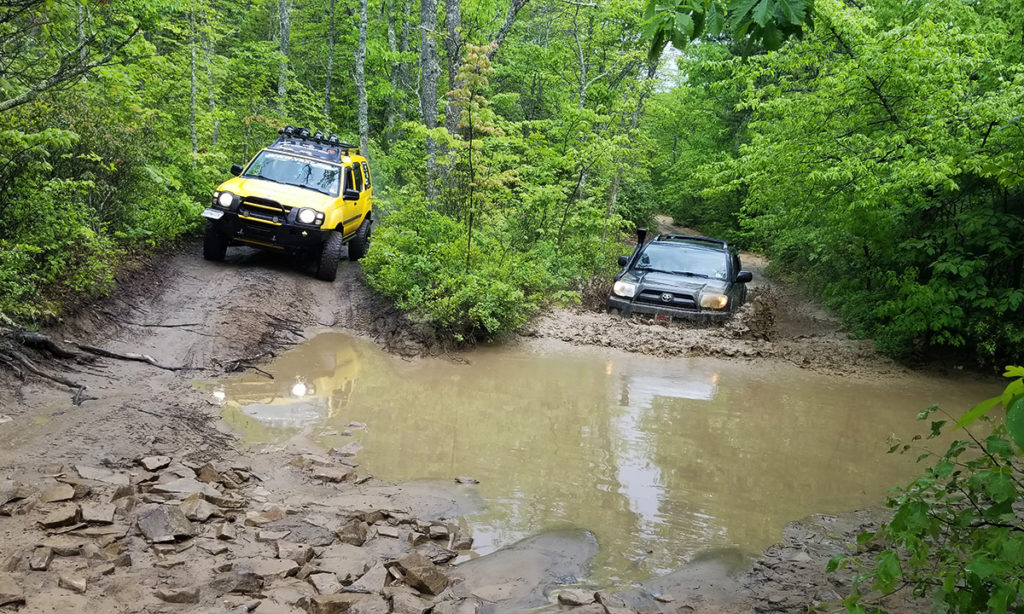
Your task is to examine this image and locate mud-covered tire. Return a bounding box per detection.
[347,218,372,261]
[316,231,343,281]
[203,222,227,261]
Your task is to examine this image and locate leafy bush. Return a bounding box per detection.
[833,367,1024,613]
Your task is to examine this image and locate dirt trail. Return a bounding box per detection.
[0,240,906,613]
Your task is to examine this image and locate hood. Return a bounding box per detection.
[627,271,729,295]
[217,177,336,211]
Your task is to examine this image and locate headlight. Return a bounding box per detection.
[217,192,235,208]
[297,208,317,225]
[700,293,729,309]
[613,280,637,298]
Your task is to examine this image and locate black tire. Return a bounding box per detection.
[316,231,343,281]
[203,222,227,261]
[347,218,372,261]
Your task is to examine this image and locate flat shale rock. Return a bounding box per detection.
[29,547,54,571]
[394,553,447,596]
[181,497,220,522]
[39,504,79,528]
[390,592,431,614]
[307,593,367,614]
[337,519,368,546]
[155,586,201,603]
[140,456,172,471]
[311,467,356,483]
[432,599,481,614]
[75,465,129,486]
[81,502,116,524]
[344,563,388,594]
[349,595,389,614]
[211,570,264,595]
[151,477,218,497]
[39,483,75,503]
[59,575,87,594]
[315,545,372,584]
[557,589,596,606]
[277,541,314,565]
[137,504,195,542]
[0,574,25,606]
[309,572,342,595]
[264,518,336,547]
[246,558,300,580]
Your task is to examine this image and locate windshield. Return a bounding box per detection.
[243,151,341,196]
[633,243,730,280]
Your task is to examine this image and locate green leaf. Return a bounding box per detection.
[774,0,804,24]
[985,434,1013,459]
[985,471,1016,504]
[826,554,843,572]
[872,550,901,593]
[1003,367,1024,378]
[966,556,999,580]
[956,396,1002,430]
[728,0,760,24]
[1007,397,1024,449]
[891,501,930,534]
[752,0,772,27]
[674,12,695,39]
[706,5,725,36]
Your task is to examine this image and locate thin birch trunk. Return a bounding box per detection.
[355,0,369,157]
[324,0,336,116]
[77,2,87,81]
[443,0,462,137]
[277,0,291,105]
[420,0,440,202]
[202,15,219,147]
[189,3,198,155]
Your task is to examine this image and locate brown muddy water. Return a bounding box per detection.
[203,331,998,587]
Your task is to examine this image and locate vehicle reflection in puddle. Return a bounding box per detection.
[203,331,998,587]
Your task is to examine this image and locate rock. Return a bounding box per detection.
[181,497,220,522]
[349,596,389,614]
[113,553,133,568]
[432,599,480,614]
[0,574,25,606]
[344,563,387,594]
[0,481,34,507]
[309,572,342,595]
[81,502,116,524]
[595,592,628,609]
[137,504,195,542]
[307,594,366,614]
[155,586,200,603]
[151,477,218,497]
[376,526,399,539]
[40,504,79,528]
[140,456,172,471]
[454,477,479,485]
[246,507,287,526]
[768,593,787,604]
[265,517,336,547]
[652,593,674,603]
[568,605,605,614]
[197,463,222,483]
[217,522,238,540]
[212,570,264,595]
[277,541,314,565]
[393,553,447,596]
[316,545,373,583]
[198,539,229,555]
[29,547,53,571]
[74,465,129,486]
[451,533,473,550]
[311,467,356,483]
[249,558,300,580]
[390,592,431,614]
[330,442,362,457]
[80,543,110,561]
[337,520,367,546]
[788,550,813,563]
[59,575,87,594]
[40,483,76,503]
[470,584,513,602]
[40,536,84,556]
[557,589,596,606]
[206,492,247,509]
[258,530,291,542]
[428,525,449,540]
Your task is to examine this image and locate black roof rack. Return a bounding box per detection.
[268,125,358,163]
[654,234,729,248]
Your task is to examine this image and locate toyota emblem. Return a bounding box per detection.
[660,292,673,303]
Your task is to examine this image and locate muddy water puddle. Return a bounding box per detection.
[204,331,998,586]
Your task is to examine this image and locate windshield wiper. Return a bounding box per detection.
[671,271,711,278]
[634,266,674,274]
[248,173,288,186]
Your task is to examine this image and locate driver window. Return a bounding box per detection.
[353,165,365,192]
[344,167,355,195]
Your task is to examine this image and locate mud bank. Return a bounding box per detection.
[0,242,925,613]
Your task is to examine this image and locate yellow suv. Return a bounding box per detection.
[201,126,373,281]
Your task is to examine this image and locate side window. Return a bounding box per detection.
[361,162,371,189]
[353,165,365,192]
[343,167,355,195]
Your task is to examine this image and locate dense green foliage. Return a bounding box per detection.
[646,0,1024,366]
[831,367,1024,613]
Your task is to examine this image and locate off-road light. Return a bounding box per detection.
[699,293,729,309]
[282,125,296,136]
[613,280,637,298]
[298,128,310,138]
[217,192,235,208]
[328,135,339,145]
[313,130,324,140]
[342,155,352,165]
[297,208,317,225]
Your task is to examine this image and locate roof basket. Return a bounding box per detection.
[277,125,357,151]
[655,234,729,248]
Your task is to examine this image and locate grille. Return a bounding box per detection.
[238,197,291,225]
[636,289,697,309]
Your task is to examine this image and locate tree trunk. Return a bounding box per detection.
[202,14,219,147]
[355,0,369,157]
[189,3,198,155]
[420,0,440,201]
[443,0,462,137]
[277,0,291,105]
[324,0,336,117]
[77,2,87,81]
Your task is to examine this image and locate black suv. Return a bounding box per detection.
[607,229,752,320]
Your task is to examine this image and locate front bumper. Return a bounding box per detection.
[203,207,330,252]
[606,294,732,321]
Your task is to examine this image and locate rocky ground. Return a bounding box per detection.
[0,241,916,613]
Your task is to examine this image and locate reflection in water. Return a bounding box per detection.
[204,332,998,586]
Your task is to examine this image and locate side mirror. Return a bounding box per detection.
[618,255,629,268]
[230,164,243,176]
[343,188,360,201]
[636,227,647,246]
[736,270,753,283]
